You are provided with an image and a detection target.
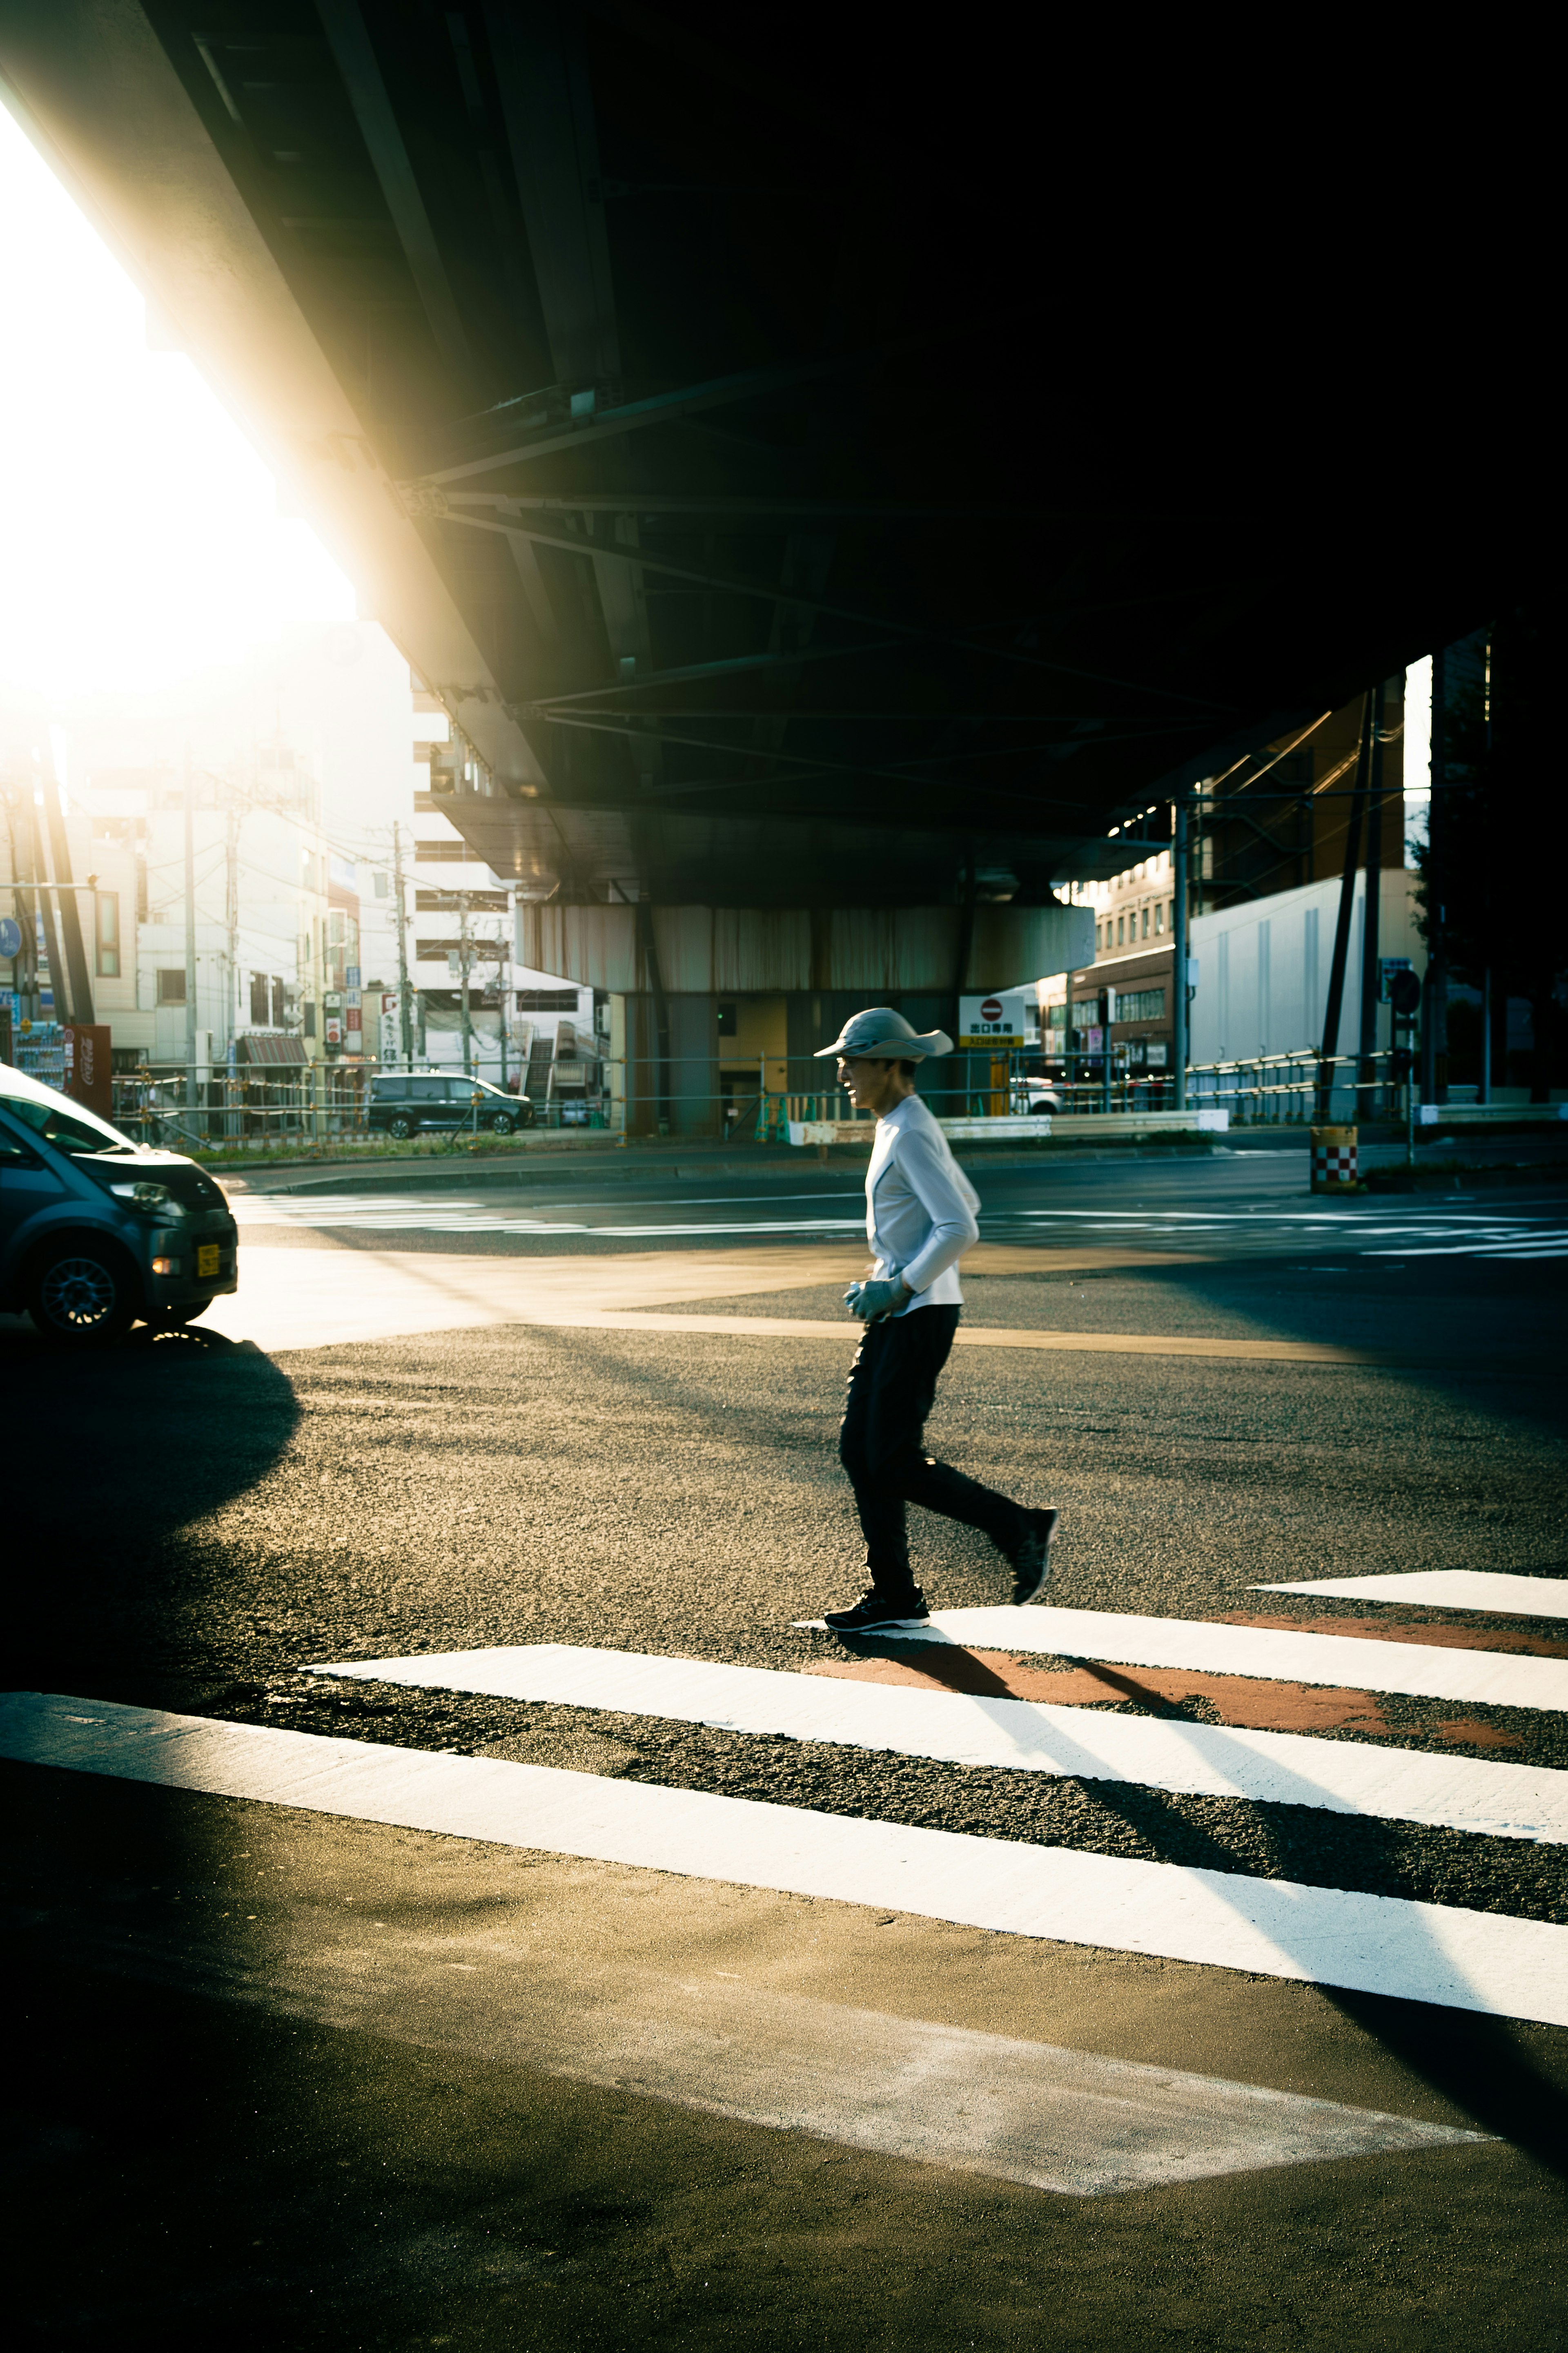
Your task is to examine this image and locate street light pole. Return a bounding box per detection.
[183,742,198,1116]
[392,821,414,1067]
[458,894,472,1078]
[1172,792,1189,1110]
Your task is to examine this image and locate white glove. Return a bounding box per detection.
[845,1277,907,1323]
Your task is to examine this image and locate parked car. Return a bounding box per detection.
[0,1062,238,1344]
[1010,1077,1064,1115]
[366,1072,535,1141]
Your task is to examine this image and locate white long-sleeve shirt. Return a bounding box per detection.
[865,1092,980,1314]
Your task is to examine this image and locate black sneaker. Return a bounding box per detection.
[823,1587,930,1634]
[1008,1509,1059,1606]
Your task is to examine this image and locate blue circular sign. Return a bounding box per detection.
[0,916,23,959]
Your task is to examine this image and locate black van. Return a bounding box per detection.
[366,1073,534,1140]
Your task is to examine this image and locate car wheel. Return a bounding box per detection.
[388,1115,415,1140]
[488,1111,515,1136]
[28,1240,139,1345]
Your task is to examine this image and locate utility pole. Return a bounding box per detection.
[40,738,94,1025]
[1357,679,1388,1106]
[1172,791,1189,1109]
[225,796,240,1043]
[500,884,517,1091]
[1420,646,1447,1106]
[392,821,414,1066]
[26,792,67,1030]
[183,743,198,1117]
[458,893,473,1077]
[1315,693,1374,1122]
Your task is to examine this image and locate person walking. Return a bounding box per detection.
[816,1006,1058,1633]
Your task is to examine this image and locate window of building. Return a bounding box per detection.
[1142,906,1150,937]
[1116,916,1125,946]
[1166,899,1174,930]
[717,1003,738,1035]
[1155,903,1165,933]
[1114,987,1166,1022]
[94,892,120,978]
[515,989,580,1012]
[271,977,287,1026]
[156,968,186,1005]
[249,971,270,1024]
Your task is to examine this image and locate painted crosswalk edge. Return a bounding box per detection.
[4,1693,1566,2027]
[1255,1571,1568,1619]
[793,1606,1568,1711]
[313,1644,1568,1845]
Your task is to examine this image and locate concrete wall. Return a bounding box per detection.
[1190,870,1425,1065]
[613,984,1009,1137]
[1189,870,1425,1116]
[518,901,1094,995]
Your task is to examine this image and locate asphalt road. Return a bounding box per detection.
[7,1144,1567,2350]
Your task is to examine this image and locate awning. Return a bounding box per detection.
[238,1035,307,1065]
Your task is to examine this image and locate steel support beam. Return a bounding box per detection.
[314,0,475,381]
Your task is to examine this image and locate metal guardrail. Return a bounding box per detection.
[11,1041,1432,1151]
[65,1045,1201,1152]
[1186,1049,1407,1123]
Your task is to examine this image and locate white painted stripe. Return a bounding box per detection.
[791,1606,1568,1712]
[312,1644,1568,1842]
[4,1692,1566,2025]
[1256,1572,1568,1619]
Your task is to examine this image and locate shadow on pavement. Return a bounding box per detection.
[1320,1990,1568,2180]
[2,1316,300,1710]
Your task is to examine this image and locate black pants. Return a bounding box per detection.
[838,1306,1025,1596]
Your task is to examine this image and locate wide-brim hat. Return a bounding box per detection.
[814,1006,953,1061]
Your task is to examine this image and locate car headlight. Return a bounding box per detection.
[110,1180,185,1214]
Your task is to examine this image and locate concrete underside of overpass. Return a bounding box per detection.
[0,3,1539,943]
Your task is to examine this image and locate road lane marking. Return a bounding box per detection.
[791,1608,1568,1712]
[310,1644,1568,1843]
[813,1649,1420,1737]
[1224,1615,1567,1660]
[30,1891,1488,2199]
[201,1247,1373,1359]
[1256,1572,1568,1620]
[229,1193,1568,1260]
[5,1693,1564,2025]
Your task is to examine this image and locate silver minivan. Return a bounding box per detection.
[0,1062,238,1345]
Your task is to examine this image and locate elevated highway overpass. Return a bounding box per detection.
[0,5,1535,1007]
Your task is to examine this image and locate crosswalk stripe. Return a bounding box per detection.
[793,1608,1568,1712]
[227,1194,1568,1262]
[1366,1240,1568,1259]
[310,1645,1568,1843]
[5,1692,1565,2025]
[198,1248,1377,1361]
[1257,1572,1568,1619]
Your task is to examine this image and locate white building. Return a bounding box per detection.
[408,694,600,1104]
[1189,868,1426,1114]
